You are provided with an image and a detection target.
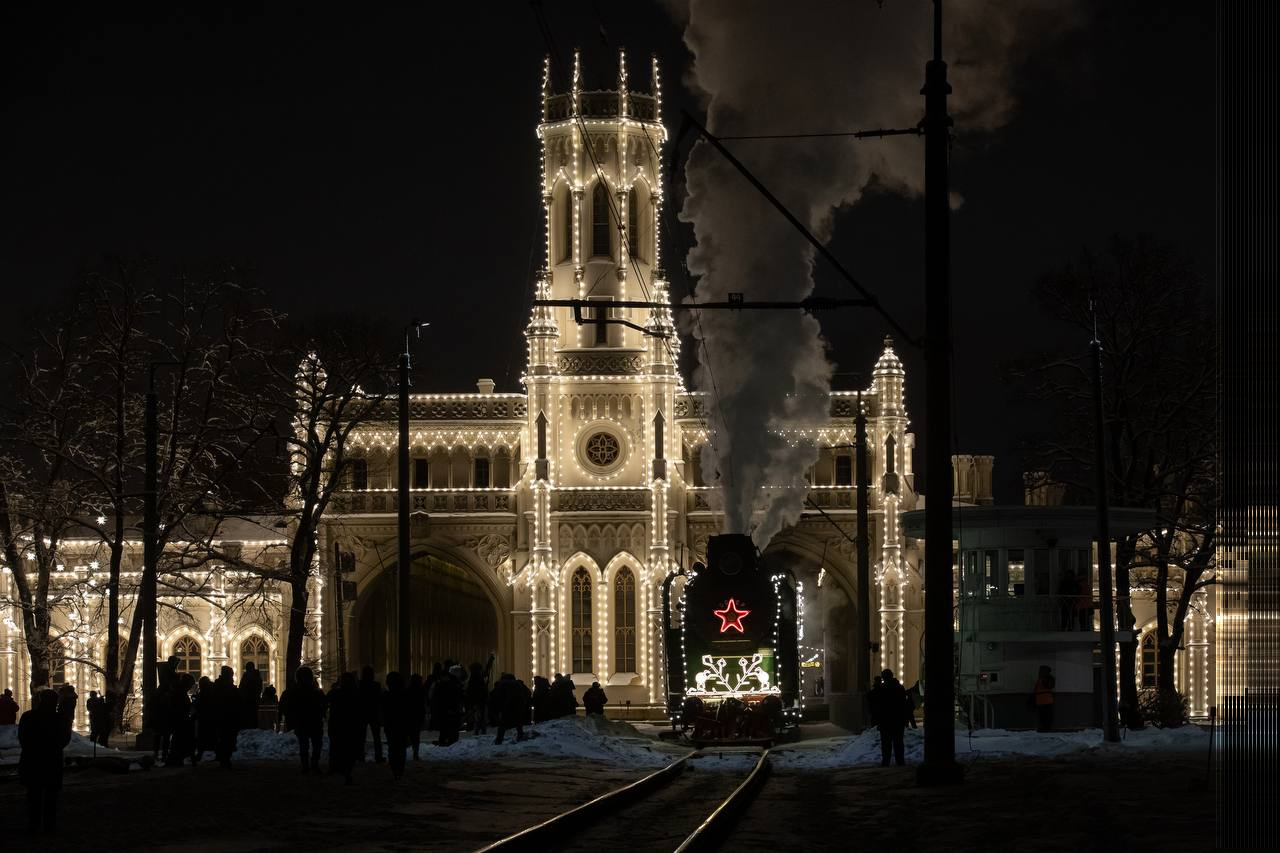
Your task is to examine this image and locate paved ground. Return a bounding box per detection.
[0,745,1214,852]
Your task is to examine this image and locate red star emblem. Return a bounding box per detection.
[713,598,751,634]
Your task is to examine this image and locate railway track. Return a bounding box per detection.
[475,748,772,853]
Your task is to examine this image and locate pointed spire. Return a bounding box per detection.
[571,48,582,117]
[540,53,551,123]
[651,53,662,123]
[618,46,629,117]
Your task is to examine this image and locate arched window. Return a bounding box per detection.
[561,189,574,262]
[591,183,611,258]
[627,191,642,261]
[173,636,202,679]
[571,567,593,674]
[614,567,636,673]
[1140,632,1158,688]
[241,636,270,679]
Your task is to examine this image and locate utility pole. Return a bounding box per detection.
[855,385,872,716]
[140,368,159,739]
[918,0,963,786]
[1091,320,1121,743]
[396,323,424,678]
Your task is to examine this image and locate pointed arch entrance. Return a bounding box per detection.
[353,552,503,676]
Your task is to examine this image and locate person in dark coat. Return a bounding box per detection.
[431,666,464,746]
[1033,665,1056,732]
[358,665,384,763]
[0,687,19,725]
[466,661,489,735]
[869,669,908,766]
[281,666,327,773]
[212,666,239,768]
[168,674,196,766]
[550,674,578,719]
[582,682,607,717]
[193,676,217,762]
[406,674,426,759]
[55,684,77,733]
[530,676,551,723]
[327,672,361,783]
[86,690,107,746]
[382,671,413,778]
[492,673,531,745]
[240,661,264,730]
[154,655,178,761]
[19,690,72,833]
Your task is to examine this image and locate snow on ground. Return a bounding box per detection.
[771,723,1212,769]
[1,722,134,764]
[232,716,687,768]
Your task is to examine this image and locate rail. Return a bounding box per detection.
[474,748,771,853]
[674,750,772,853]
[474,751,694,852]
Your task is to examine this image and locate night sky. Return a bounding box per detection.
[2,1,1214,503]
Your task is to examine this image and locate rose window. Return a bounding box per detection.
[585,432,621,467]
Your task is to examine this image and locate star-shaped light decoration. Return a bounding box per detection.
[713,598,751,634]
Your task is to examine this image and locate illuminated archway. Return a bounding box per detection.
[353,552,503,677]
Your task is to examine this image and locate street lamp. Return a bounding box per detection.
[398,321,429,679]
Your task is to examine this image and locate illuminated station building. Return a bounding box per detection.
[0,52,1220,732]
[319,51,923,726]
[0,51,921,731]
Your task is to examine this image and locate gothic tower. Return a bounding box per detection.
[521,50,677,699]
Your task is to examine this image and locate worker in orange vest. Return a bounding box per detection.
[1033,665,1056,732]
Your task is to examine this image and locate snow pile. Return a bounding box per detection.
[773,724,1211,769]
[227,716,684,768]
[1,723,131,763]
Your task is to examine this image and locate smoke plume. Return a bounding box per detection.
[674,0,1082,547]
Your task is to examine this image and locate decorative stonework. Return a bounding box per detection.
[554,491,647,512]
[558,352,643,375]
[472,534,513,569]
[585,432,621,467]
[402,398,527,420]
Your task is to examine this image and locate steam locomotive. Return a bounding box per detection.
[662,533,802,746]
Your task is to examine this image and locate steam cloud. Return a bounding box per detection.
[673,0,1082,547]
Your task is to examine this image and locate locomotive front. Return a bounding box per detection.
[665,533,802,743]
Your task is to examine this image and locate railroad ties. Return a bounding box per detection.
[475,747,772,853]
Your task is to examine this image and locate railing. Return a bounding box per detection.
[331,489,516,514]
[958,594,1099,635]
[685,487,855,513]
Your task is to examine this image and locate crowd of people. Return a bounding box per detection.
[273,659,607,783]
[148,657,271,769]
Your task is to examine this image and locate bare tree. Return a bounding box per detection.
[1,264,280,711]
[1012,235,1215,727]
[264,325,392,688]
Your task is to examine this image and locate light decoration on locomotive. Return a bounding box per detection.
[667,533,801,722]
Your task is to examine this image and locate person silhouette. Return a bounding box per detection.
[213,666,239,768]
[281,666,326,773]
[19,690,72,833]
[358,666,384,763]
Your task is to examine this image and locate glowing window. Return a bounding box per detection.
[614,567,636,673]
[173,637,202,678]
[592,183,611,257]
[241,636,270,679]
[572,568,593,674]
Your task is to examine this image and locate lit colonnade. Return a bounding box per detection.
[0,519,298,731]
